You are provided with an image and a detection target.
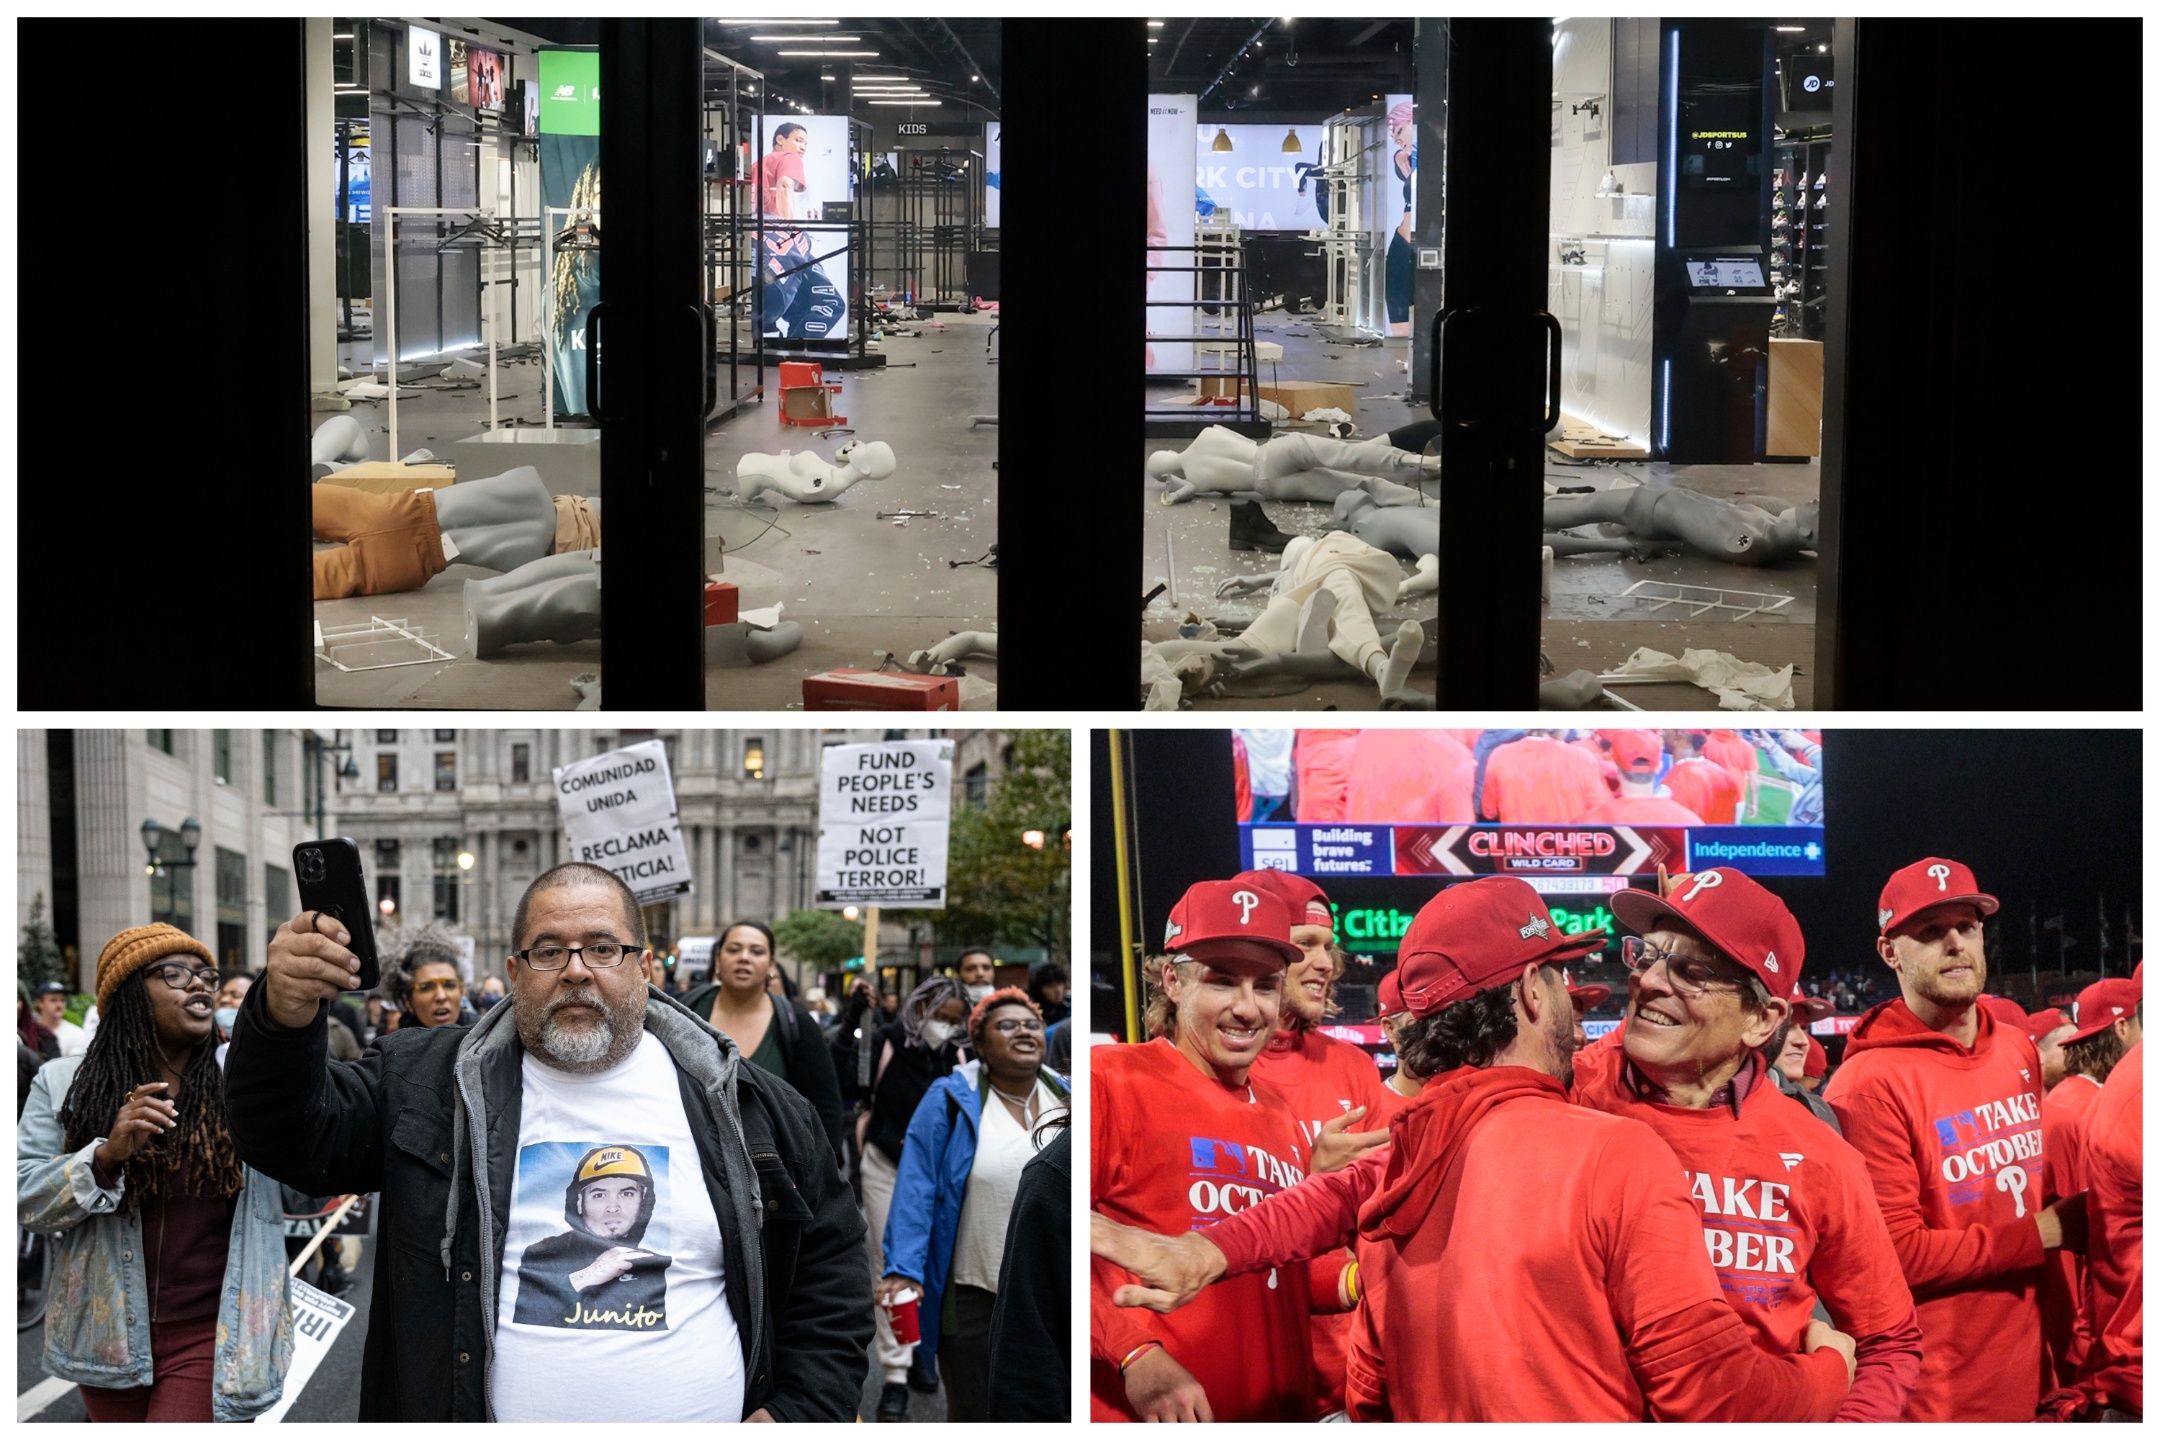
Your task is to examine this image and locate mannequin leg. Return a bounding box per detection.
[432,467,561,572]
[1255,433,1432,483]
[464,552,602,658]
[311,414,369,467]
[745,621,805,663]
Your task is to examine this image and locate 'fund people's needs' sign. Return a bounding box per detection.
[816,739,953,907]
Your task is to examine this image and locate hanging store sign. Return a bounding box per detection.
[408,25,441,89]
[552,741,693,905]
[816,739,953,908]
[538,48,602,136]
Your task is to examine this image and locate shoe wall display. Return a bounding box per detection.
[1770,130,1831,339]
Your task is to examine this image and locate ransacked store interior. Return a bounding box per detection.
[1141,18,1838,714]
[306,17,1001,711]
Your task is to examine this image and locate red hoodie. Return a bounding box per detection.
[1208,1065,1849,1421]
[2042,1072,2104,1387]
[1824,997,2047,1420]
[1294,730,1360,822]
[1571,1045,1922,1420]
[2079,1042,2141,1415]
[1343,729,1475,823]
[1251,1027,1397,1416]
[1089,1039,1317,1421]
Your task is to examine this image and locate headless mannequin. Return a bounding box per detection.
[736,440,896,504]
[433,467,596,572]
[1542,486,1820,566]
[901,631,996,675]
[1331,489,1438,562]
[311,467,600,600]
[464,551,601,658]
[312,414,371,467]
[1148,425,1436,505]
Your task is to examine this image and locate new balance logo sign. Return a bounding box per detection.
[1780,1152,1804,1172]
[555,84,579,99]
[1519,914,1551,941]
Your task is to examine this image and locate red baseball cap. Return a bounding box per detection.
[2022,1007,2070,1042]
[1802,1033,1828,1080]
[1395,877,1609,1018]
[1979,994,2030,1029]
[1610,868,1807,1002]
[1233,868,1334,934]
[1606,729,1663,777]
[1164,879,1301,974]
[1568,978,1613,1012]
[1376,969,1405,1020]
[1794,993,1834,1020]
[1878,857,1999,936]
[2064,977,2141,1047]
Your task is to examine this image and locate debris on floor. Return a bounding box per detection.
[1605,646,1796,710]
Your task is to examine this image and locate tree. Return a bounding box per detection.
[20,891,66,991]
[910,730,1072,961]
[772,908,865,972]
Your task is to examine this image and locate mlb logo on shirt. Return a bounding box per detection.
[1189,1137,1250,1174]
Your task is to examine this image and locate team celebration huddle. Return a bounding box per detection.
[1089,855,2142,1422]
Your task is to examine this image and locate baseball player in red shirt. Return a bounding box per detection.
[2073,1031,2140,1419]
[1094,876,1858,1421]
[1586,730,1706,826]
[1293,729,1359,821]
[1825,857,2081,1421]
[1376,971,1419,1100]
[1235,869,1394,1415]
[1341,729,1475,822]
[1703,728,1760,778]
[1478,730,1610,823]
[2041,975,2142,1389]
[1575,867,1924,1420]
[1090,880,1330,1422]
[2028,1006,2077,1091]
[1663,729,1744,824]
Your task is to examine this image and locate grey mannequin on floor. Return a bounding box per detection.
[433,467,598,573]
[1147,425,1437,505]
[1542,485,1820,566]
[465,550,803,665]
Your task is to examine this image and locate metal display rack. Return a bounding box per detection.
[876,147,985,309]
[701,47,766,420]
[1145,241,1263,437]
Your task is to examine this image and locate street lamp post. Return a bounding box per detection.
[140,817,203,928]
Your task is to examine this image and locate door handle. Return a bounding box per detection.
[1431,305,1565,436]
[693,303,717,420]
[583,303,606,423]
[1540,310,1563,432]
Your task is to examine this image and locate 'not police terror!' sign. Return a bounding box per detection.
[552,740,694,905]
[815,739,953,907]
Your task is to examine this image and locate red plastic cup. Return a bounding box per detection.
[884,1284,922,1345]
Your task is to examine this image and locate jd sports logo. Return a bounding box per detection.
[1803,75,1821,92]
[1519,914,1550,941]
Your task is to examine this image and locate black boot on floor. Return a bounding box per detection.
[908,1352,940,1394]
[877,1382,910,1421]
[1228,498,1294,553]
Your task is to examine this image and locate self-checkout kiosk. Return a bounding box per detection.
[1653,20,1777,463]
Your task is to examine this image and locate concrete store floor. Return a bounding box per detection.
[1141,327,1818,710]
[313,316,998,710]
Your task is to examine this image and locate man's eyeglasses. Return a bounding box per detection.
[151,962,220,991]
[1621,937,1743,997]
[513,943,643,971]
[988,1017,1045,1036]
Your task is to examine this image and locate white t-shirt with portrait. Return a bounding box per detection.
[490,1031,746,1421]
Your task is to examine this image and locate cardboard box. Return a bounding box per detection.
[703,581,739,626]
[801,669,960,711]
[1195,377,1358,418]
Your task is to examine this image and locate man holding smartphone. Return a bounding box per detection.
[223,860,870,1422]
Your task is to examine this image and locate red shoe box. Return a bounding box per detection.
[703,581,739,626]
[801,669,960,711]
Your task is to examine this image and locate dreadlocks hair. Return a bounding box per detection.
[59,970,242,1216]
[2064,1023,2131,1084]
[1394,982,1521,1082]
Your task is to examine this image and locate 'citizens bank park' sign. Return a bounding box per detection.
[1242,823,1825,878]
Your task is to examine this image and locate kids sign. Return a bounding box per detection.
[816,739,953,907]
[553,740,693,905]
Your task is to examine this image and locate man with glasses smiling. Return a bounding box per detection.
[1575,867,1924,1420]
[223,861,871,1422]
[1825,857,2076,1421]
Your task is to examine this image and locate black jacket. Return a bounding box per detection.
[986,1126,1071,1420]
[223,983,870,1422]
[865,1021,964,1166]
[680,985,848,1165]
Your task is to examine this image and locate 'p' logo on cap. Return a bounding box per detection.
[1680,870,1725,903]
[1231,889,1260,925]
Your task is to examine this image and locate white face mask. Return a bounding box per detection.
[919,1018,957,1051]
[963,983,994,1005]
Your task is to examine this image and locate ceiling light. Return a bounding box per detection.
[971,74,979,81]
[1775,25,1806,31]
[1282,128,1302,152]
[777,50,878,57]
[717,18,839,24]
[334,31,354,38]
[1147,18,1165,26]
[866,99,941,106]
[1819,43,1828,51]
[1212,127,1234,152]
[752,34,857,41]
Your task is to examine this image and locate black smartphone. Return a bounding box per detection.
[293,838,381,993]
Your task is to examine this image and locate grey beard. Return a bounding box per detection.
[525,992,640,1073]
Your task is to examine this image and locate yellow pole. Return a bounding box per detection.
[1108,730,1143,1042]
[864,904,881,986]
